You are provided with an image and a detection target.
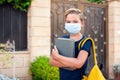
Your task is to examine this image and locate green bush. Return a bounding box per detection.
[29,56,59,80]
[0,0,32,12]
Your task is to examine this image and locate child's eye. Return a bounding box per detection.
[66,21,79,23]
[73,21,78,23]
[66,21,71,23]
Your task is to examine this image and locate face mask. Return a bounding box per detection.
[65,23,81,34]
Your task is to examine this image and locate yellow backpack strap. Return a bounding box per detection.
[78,38,86,50]
[78,37,97,65]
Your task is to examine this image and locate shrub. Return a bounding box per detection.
[29,56,59,80]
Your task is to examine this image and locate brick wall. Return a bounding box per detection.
[108,0,120,79]
[0,52,31,80]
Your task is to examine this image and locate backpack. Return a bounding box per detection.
[78,37,106,80]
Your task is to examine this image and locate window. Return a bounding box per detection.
[0,4,27,51]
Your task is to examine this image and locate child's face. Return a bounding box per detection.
[64,14,84,34]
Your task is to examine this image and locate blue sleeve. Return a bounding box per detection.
[59,35,69,38]
[80,40,92,56]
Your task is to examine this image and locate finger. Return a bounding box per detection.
[54,45,58,52]
[54,45,56,49]
[52,49,55,53]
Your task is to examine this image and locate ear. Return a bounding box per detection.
[81,21,84,27]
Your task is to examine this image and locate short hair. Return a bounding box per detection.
[65,8,84,21]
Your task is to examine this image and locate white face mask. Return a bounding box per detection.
[65,23,81,34]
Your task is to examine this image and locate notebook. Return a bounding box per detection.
[55,38,75,58]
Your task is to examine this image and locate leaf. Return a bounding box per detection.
[0,0,32,12]
[7,0,13,3]
[0,0,5,4]
[87,0,103,4]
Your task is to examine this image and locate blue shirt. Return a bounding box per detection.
[59,35,91,80]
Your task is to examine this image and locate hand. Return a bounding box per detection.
[52,45,59,60]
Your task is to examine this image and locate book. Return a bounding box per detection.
[55,38,75,58]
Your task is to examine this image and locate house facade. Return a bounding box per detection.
[0,0,120,80]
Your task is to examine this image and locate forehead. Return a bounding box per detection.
[66,14,80,21]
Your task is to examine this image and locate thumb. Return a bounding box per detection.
[54,45,58,53]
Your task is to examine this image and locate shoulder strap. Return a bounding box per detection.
[78,37,97,65]
[78,37,86,50]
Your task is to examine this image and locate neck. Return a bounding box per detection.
[70,33,82,41]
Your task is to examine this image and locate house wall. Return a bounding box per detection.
[0,0,51,80]
[1,0,120,80]
[108,0,120,79]
[28,0,51,60]
[27,0,120,79]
